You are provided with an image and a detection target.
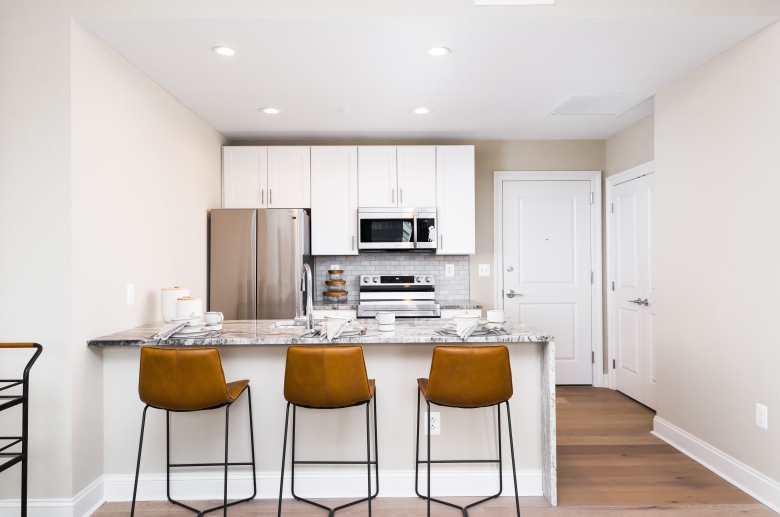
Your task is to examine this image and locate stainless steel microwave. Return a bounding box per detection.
[357,208,437,250]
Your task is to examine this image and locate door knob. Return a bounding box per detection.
[506,266,514,272]
[629,298,649,306]
[506,289,516,298]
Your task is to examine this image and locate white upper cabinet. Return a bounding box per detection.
[397,146,437,208]
[267,146,311,208]
[358,146,397,208]
[436,146,475,255]
[222,147,268,208]
[311,146,358,255]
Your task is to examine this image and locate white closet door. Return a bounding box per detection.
[222,146,267,208]
[397,146,436,207]
[436,146,475,255]
[358,146,397,208]
[502,180,593,385]
[311,146,358,255]
[268,147,311,208]
[613,173,655,408]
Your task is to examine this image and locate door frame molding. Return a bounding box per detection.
[493,171,603,387]
[605,160,655,390]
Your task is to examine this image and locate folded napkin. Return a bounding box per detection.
[322,318,352,342]
[149,321,188,341]
[458,318,480,340]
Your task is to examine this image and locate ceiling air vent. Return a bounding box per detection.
[549,94,651,116]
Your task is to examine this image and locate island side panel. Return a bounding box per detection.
[541,340,557,506]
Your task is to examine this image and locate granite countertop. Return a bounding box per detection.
[312,300,483,311]
[88,319,552,347]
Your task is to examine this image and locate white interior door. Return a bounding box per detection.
[502,180,593,385]
[612,173,655,408]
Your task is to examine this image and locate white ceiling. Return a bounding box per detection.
[78,16,776,141]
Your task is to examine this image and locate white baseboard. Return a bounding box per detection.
[104,468,543,501]
[653,416,780,513]
[0,477,104,517]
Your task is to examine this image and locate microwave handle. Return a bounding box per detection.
[413,213,418,249]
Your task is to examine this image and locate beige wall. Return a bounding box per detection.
[606,114,654,178]
[655,20,780,481]
[70,21,226,493]
[234,139,605,313]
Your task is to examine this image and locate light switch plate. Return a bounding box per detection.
[445,264,455,277]
[126,284,134,306]
[757,403,768,430]
[479,264,490,276]
[424,412,441,435]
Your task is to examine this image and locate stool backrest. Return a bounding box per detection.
[427,346,513,407]
[138,347,231,411]
[284,346,371,408]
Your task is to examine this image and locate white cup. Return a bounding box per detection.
[205,312,224,325]
[376,311,395,325]
[487,310,507,323]
[452,314,480,333]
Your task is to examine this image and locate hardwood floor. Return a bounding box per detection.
[94,387,774,517]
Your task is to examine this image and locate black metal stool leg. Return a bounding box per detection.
[365,401,372,517]
[506,401,521,517]
[223,403,230,517]
[246,386,258,500]
[427,400,431,517]
[166,411,201,516]
[277,402,291,517]
[130,405,149,517]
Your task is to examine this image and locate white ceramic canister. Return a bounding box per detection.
[161,286,190,323]
[176,296,203,323]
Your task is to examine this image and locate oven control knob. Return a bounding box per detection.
[416,276,422,283]
[372,277,379,283]
[363,277,370,283]
[425,276,431,282]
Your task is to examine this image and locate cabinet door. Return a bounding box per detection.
[311,146,358,255]
[358,146,397,208]
[222,146,268,208]
[397,146,437,208]
[436,146,475,254]
[268,146,311,208]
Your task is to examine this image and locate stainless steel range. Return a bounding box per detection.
[356,274,440,318]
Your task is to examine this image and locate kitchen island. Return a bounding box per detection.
[91,319,556,506]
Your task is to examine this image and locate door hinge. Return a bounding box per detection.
[590,192,594,204]
[592,351,595,364]
[590,271,594,284]
[611,203,614,213]
[612,281,615,291]
[613,359,616,369]
[501,289,504,298]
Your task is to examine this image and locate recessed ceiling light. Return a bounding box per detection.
[213,47,238,56]
[427,46,450,56]
[413,107,431,114]
[260,107,281,114]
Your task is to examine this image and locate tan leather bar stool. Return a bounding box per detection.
[415,346,521,517]
[131,347,256,517]
[277,345,378,517]
[0,343,43,517]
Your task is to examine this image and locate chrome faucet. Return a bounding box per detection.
[301,263,314,330]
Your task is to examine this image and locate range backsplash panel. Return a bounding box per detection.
[314,253,469,303]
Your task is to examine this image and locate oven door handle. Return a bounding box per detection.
[413,213,418,249]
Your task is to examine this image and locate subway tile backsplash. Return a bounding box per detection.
[314,253,469,303]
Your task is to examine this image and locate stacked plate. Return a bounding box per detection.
[439,320,505,337]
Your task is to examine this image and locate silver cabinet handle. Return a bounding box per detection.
[352,236,355,250]
[261,189,264,205]
[440,235,443,249]
[269,189,272,205]
[629,298,649,306]
[400,188,403,204]
[391,188,395,204]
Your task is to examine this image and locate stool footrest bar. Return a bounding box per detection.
[293,460,377,465]
[0,398,23,412]
[0,439,22,453]
[0,454,23,474]
[417,459,499,464]
[169,461,254,468]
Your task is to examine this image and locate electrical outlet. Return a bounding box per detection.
[478,264,490,276]
[445,264,455,277]
[126,284,134,305]
[757,403,768,430]
[424,412,441,435]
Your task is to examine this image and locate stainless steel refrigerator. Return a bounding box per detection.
[209,209,312,320]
